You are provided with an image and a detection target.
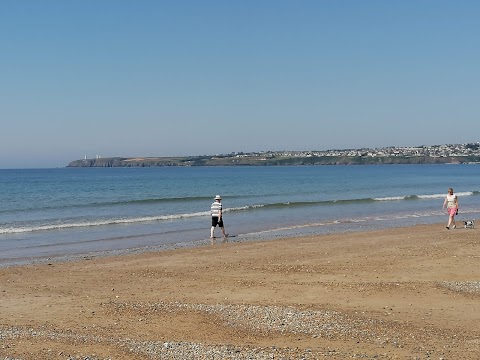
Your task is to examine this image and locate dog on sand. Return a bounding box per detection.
[463,219,475,229]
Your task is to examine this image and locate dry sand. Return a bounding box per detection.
[1,224,479,359]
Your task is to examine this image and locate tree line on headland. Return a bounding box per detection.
[67,143,480,167]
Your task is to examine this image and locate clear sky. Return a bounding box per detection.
[1,1,479,168]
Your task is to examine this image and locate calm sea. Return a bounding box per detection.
[1,165,479,267]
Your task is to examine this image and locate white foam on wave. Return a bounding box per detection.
[417,193,445,199]
[0,211,211,234]
[454,191,474,197]
[375,191,474,201]
[374,196,406,201]
[0,205,271,235]
[418,191,473,199]
[226,204,264,212]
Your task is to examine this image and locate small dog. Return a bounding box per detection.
[463,220,475,229]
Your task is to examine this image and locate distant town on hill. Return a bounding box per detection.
[67,142,480,167]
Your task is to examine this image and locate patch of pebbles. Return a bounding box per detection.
[108,301,404,342]
[0,323,378,360]
[2,300,478,359]
[438,281,480,294]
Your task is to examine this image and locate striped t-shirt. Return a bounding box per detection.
[211,201,222,217]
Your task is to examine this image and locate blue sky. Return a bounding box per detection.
[1,1,479,168]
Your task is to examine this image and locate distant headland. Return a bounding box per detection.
[67,142,480,167]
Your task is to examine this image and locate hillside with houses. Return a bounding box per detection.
[67,142,480,167]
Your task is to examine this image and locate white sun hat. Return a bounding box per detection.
[214,195,222,200]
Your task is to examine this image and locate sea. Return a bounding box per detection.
[1,164,479,267]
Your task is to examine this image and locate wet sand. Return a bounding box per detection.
[1,224,479,359]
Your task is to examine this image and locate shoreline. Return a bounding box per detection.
[1,223,479,359]
[0,214,453,269]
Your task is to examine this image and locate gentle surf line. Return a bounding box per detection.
[2,199,479,235]
[223,208,480,237]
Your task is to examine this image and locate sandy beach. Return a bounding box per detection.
[1,224,479,359]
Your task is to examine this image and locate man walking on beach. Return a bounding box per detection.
[211,195,228,242]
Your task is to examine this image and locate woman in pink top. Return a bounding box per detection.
[442,187,459,230]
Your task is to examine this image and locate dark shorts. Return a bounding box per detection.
[211,216,224,228]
